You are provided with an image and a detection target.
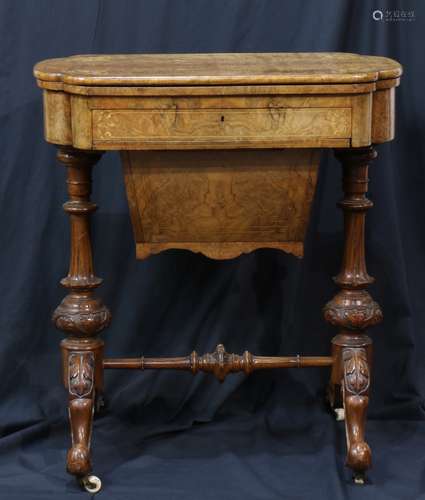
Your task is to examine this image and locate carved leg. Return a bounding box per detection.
[67,352,95,476]
[53,147,111,493]
[342,346,371,483]
[324,147,382,483]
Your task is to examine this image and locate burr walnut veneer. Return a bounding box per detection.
[34,53,402,493]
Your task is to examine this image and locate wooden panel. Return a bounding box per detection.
[351,94,372,147]
[93,108,351,147]
[372,87,395,143]
[122,149,321,260]
[70,95,92,149]
[43,90,72,145]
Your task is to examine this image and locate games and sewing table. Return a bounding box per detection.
[34,52,402,493]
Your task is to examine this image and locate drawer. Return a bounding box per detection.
[92,107,351,148]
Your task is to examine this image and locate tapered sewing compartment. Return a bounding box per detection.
[121,149,320,259]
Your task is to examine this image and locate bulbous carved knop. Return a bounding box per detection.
[190,344,254,382]
[53,293,111,336]
[323,289,382,331]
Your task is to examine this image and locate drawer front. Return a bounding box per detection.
[92,107,351,147]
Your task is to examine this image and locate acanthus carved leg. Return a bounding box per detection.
[67,352,95,476]
[324,146,382,483]
[341,347,371,482]
[54,147,111,494]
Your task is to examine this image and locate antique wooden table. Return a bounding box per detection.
[34,53,402,493]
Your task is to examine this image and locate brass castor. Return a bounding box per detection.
[80,474,102,494]
[353,472,366,485]
[334,408,345,421]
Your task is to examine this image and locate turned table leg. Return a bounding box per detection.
[53,147,111,493]
[324,146,383,483]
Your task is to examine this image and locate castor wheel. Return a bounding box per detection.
[334,408,345,421]
[80,474,102,494]
[353,472,366,485]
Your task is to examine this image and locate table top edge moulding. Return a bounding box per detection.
[34,52,402,492]
[34,52,401,153]
[34,52,402,86]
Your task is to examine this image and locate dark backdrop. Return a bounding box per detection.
[1,1,425,499]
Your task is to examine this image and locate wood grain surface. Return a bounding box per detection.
[34,52,402,87]
[37,53,401,149]
[93,108,351,144]
[122,149,320,259]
